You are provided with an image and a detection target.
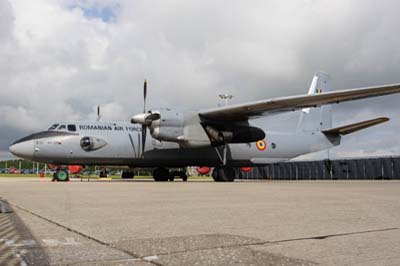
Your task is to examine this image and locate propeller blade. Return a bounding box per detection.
[142,80,147,157]
[143,80,147,113]
[141,126,146,158]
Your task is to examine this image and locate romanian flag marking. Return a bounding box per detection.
[256,140,267,151]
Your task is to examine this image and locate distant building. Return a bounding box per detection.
[237,157,400,180]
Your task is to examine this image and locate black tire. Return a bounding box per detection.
[153,168,170,182]
[212,167,235,182]
[212,168,220,182]
[55,169,69,182]
[181,174,188,182]
[122,171,134,179]
[99,169,107,178]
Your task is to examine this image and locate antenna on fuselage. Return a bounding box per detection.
[96,105,102,121]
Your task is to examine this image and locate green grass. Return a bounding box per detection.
[0,174,50,178]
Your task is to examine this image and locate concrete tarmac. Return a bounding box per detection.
[1,178,400,265]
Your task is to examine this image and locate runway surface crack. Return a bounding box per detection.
[136,227,400,258]
[272,227,400,243]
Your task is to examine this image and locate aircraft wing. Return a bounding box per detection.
[199,84,400,121]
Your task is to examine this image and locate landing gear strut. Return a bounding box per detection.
[212,167,236,182]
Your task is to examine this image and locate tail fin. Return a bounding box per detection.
[297,71,333,132]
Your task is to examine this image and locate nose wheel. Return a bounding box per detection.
[53,169,69,182]
[212,167,236,182]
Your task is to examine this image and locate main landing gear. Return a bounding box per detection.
[153,168,188,182]
[212,167,236,182]
[152,167,237,182]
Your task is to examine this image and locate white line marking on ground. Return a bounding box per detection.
[143,255,159,262]
[1,238,80,247]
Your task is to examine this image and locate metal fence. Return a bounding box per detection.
[237,157,400,180]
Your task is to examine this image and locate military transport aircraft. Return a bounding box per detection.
[9,72,400,181]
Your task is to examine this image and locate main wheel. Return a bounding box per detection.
[153,168,171,182]
[211,168,220,182]
[55,169,69,182]
[212,167,235,182]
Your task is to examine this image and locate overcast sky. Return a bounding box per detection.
[1,0,400,161]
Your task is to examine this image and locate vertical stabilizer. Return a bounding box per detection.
[297,71,333,132]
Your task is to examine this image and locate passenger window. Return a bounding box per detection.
[58,125,66,131]
[48,124,59,130]
[68,124,76,132]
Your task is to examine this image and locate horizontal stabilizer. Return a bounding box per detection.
[322,117,389,136]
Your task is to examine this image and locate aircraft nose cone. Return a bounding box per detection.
[9,140,34,159]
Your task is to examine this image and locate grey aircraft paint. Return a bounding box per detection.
[9,120,335,167]
[8,72,400,181]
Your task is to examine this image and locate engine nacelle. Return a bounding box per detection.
[205,125,265,145]
[150,108,184,142]
[141,108,265,148]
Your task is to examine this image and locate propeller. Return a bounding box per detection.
[141,80,147,157]
[130,80,160,157]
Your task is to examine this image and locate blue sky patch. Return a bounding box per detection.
[69,2,119,23]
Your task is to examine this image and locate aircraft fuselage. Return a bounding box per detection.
[9,120,336,167]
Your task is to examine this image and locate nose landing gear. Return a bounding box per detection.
[53,169,69,182]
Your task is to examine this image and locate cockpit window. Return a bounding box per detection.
[48,124,59,131]
[67,124,76,132]
[57,125,66,131]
